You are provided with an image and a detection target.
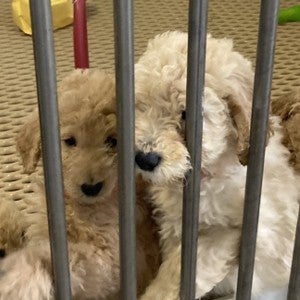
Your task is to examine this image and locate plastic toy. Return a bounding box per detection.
[278,5,300,25]
[12,0,73,35]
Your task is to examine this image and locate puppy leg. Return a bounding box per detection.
[0,243,53,300]
[139,243,181,300]
[0,199,26,256]
[0,241,120,300]
[140,228,239,300]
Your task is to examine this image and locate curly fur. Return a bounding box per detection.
[272,88,300,172]
[0,199,25,255]
[0,69,160,300]
[134,31,300,299]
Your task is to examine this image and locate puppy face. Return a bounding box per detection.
[135,87,241,183]
[134,31,254,184]
[17,69,117,204]
[60,104,117,205]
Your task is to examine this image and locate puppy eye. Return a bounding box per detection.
[105,136,117,148]
[181,110,186,120]
[64,136,77,147]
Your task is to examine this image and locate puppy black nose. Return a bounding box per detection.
[81,182,103,197]
[0,248,6,258]
[135,151,162,172]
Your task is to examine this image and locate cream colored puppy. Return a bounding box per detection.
[0,69,160,300]
[134,31,299,299]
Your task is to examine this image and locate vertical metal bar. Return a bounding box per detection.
[236,1,279,299]
[29,1,71,299]
[288,207,300,300]
[73,0,89,69]
[180,1,208,300]
[113,1,137,300]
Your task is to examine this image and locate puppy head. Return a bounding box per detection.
[134,32,254,183]
[17,69,118,204]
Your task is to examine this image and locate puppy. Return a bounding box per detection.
[134,31,299,299]
[272,88,300,172]
[0,69,160,300]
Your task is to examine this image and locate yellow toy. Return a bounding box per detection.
[12,0,73,35]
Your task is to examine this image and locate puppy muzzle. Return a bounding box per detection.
[135,151,162,172]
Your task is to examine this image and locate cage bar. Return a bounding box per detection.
[288,207,300,300]
[113,0,137,299]
[236,1,280,299]
[180,1,208,300]
[29,0,71,299]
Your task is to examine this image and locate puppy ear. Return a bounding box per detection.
[16,112,41,174]
[101,96,116,116]
[271,90,300,121]
[225,95,251,166]
[226,91,275,166]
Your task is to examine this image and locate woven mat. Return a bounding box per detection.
[0,0,299,208]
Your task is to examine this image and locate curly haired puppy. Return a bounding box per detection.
[134,31,299,299]
[272,88,300,172]
[0,69,160,300]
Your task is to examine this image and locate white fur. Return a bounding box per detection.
[134,31,299,299]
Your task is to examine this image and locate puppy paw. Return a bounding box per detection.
[0,246,53,300]
[0,199,26,255]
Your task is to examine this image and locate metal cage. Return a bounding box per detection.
[28,0,300,299]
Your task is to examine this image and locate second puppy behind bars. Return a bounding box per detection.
[0,69,160,300]
[134,31,300,299]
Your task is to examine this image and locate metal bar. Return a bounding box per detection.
[236,1,279,299]
[180,1,208,299]
[113,1,137,299]
[288,206,300,300]
[73,0,89,69]
[29,1,71,299]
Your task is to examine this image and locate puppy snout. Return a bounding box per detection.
[81,182,103,197]
[135,151,161,172]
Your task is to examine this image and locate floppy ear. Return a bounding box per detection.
[223,55,275,165]
[272,90,300,171]
[16,112,41,174]
[225,94,251,166]
[226,91,275,166]
[271,89,300,120]
[213,46,254,165]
